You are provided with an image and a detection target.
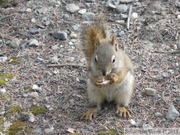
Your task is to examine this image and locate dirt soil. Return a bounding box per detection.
[0,0,179,134]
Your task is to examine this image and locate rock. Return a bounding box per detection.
[162,72,171,78]
[129,119,136,125]
[120,0,134,3]
[29,28,39,34]
[155,112,163,118]
[34,128,42,134]
[72,24,80,31]
[30,92,39,98]
[36,7,48,14]
[42,17,50,26]
[29,39,39,47]
[121,14,128,19]
[66,4,79,13]
[44,127,54,134]
[82,12,95,21]
[50,56,59,64]
[10,38,20,48]
[31,18,36,23]
[107,3,116,9]
[51,45,59,50]
[3,121,12,130]
[0,88,6,93]
[66,57,75,62]
[131,12,138,20]
[63,14,70,20]
[142,124,153,131]
[26,8,32,13]
[116,4,128,13]
[70,32,77,38]
[119,31,125,36]
[78,9,86,14]
[36,57,44,63]
[135,120,143,127]
[52,32,67,40]
[177,15,180,20]
[115,20,125,24]
[113,0,120,6]
[0,56,8,63]
[166,104,179,120]
[32,84,42,92]
[69,41,73,45]
[153,94,161,98]
[145,88,156,96]
[28,113,35,122]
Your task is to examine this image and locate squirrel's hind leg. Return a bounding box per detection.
[81,106,101,120]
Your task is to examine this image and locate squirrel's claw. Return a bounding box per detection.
[81,107,97,120]
[117,107,131,118]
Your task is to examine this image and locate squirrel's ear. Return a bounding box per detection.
[111,35,118,51]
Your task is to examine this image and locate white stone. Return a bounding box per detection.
[66,4,79,13]
[78,9,86,14]
[0,88,6,93]
[131,12,138,20]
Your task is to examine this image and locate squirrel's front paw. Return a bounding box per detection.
[94,77,104,87]
[81,107,97,120]
[116,107,131,118]
[109,73,118,84]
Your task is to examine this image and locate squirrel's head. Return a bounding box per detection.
[91,35,124,76]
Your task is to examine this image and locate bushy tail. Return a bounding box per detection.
[82,14,109,59]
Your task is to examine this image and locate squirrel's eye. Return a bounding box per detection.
[112,58,115,63]
[95,55,98,63]
[112,55,115,63]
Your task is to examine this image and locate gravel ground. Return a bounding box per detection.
[0,0,179,134]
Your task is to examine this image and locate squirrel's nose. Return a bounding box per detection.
[102,70,106,76]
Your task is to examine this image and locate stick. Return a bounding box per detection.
[127,5,132,30]
[47,64,87,68]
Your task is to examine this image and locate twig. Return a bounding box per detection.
[0,14,16,21]
[127,5,132,30]
[47,64,87,68]
[151,50,180,54]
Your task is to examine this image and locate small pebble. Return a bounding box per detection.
[32,84,42,92]
[44,127,54,134]
[66,4,79,13]
[31,18,36,23]
[162,72,171,78]
[28,113,35,122]
[116,4,128,13]
[29,39,39,47]
[78,9,86,14]
[36,57,44,63]
[120,0,134,3]
[30,92,39,98]
[52,32,67,40]
[26,8,32,13]
[70,32,77,39]
[72,24,81,31]
[0,88,6,93]
[10,38,20,48]
[51,45,59,50]
[69,42,73,45]
[29,28,39,34]
[50,56,59,64]
[142,124,153,131]
[131,12,138,20]
[0,56,8,63]
[121,14,128,19]
[155,112,163,118]
[107,3,116,9]
[82,12,95,21]
[166,104,179,120]
[119,31,125,36]
[145,88,156,96]
[34,128,42,134]
[115,20,125,24]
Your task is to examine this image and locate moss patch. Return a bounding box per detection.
[30,105,47,115]
[99,129,121,135]
[8,120,26,135]
[0,93,10,100]
[8,106,22,114]
[0,73,15,85]
[0,116,3,125]
[8,56,19,64]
